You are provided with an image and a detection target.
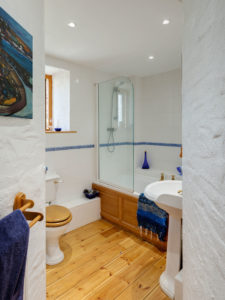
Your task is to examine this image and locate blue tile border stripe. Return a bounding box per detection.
[134,142,182,147]
[46,144,95,152]
[101,142,182,148]
[99,142,133,147]
[46,142,181,152]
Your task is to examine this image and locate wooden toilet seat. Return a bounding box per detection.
[46,205,72,227]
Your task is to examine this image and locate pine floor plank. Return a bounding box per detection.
[116,252,159,287]
[47,229,129,286]
[54,244,146,299]
[114,264,163,300]
[144,285,169,300]
[84,250,160,300]
[47,219,114,268]
[46,219,169,300]
[84,276,129,300]
[47,242,130,299]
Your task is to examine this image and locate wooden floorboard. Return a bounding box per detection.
[46,220,169,300]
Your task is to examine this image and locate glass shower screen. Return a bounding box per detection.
[98,77,134,191]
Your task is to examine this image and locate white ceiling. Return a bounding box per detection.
[44,0,183,77]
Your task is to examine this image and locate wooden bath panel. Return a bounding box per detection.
[92,183,167,251]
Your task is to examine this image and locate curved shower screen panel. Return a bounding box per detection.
[98,77,134,191]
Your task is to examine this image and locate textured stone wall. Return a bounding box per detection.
[0,0,45,299]
[183,1,225,299]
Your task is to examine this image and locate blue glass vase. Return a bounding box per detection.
[142,151,150,169]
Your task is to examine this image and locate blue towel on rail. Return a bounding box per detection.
[0,210,30,300]
[137,193,168,241]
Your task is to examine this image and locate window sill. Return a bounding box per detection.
[45,130,77,134]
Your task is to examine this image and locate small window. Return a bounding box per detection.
[118,93,123,125]
[45,66,70,132]
[117,91,127,128]
[45,74,53,131]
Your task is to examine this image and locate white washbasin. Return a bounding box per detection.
[144,180,182,219]
[144,180,183,299]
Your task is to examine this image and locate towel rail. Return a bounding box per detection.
[28,215,42,228]
[13,193,44,228]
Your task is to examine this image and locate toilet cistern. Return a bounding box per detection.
[144,180,183,299]
[45,170,60,182]
[45,170,62,205]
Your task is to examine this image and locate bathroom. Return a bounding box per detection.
[44,0,182,285]
[0,1,225,300]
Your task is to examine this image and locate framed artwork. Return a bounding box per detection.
[0,7,33,119]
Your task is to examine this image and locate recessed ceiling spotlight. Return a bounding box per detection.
[67,22,76,28]
[148,55,155,60]
[162,19,170,25]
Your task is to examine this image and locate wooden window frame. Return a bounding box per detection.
[45,74,53,131]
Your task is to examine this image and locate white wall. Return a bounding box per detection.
[183,1,225,299]
[134,69,182,174]
[45,55,112,201]
[0,1,45,299]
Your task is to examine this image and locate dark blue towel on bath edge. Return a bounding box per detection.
[0,210,30,300]
[137,193,168,241]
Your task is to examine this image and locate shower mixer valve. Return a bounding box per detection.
[107,127,116,132]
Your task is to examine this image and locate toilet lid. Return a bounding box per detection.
[46,205,71,223]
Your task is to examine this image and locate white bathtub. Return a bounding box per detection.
[55,197,101,233]
[96,168,182,197]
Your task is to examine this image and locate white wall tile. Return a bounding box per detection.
[134,69,182,176]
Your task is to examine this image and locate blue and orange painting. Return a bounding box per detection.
[0,7,33,119]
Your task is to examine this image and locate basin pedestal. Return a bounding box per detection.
[160,216,181,299]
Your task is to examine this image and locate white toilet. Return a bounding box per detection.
[45,170,72,265]
[46,205,72,265]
